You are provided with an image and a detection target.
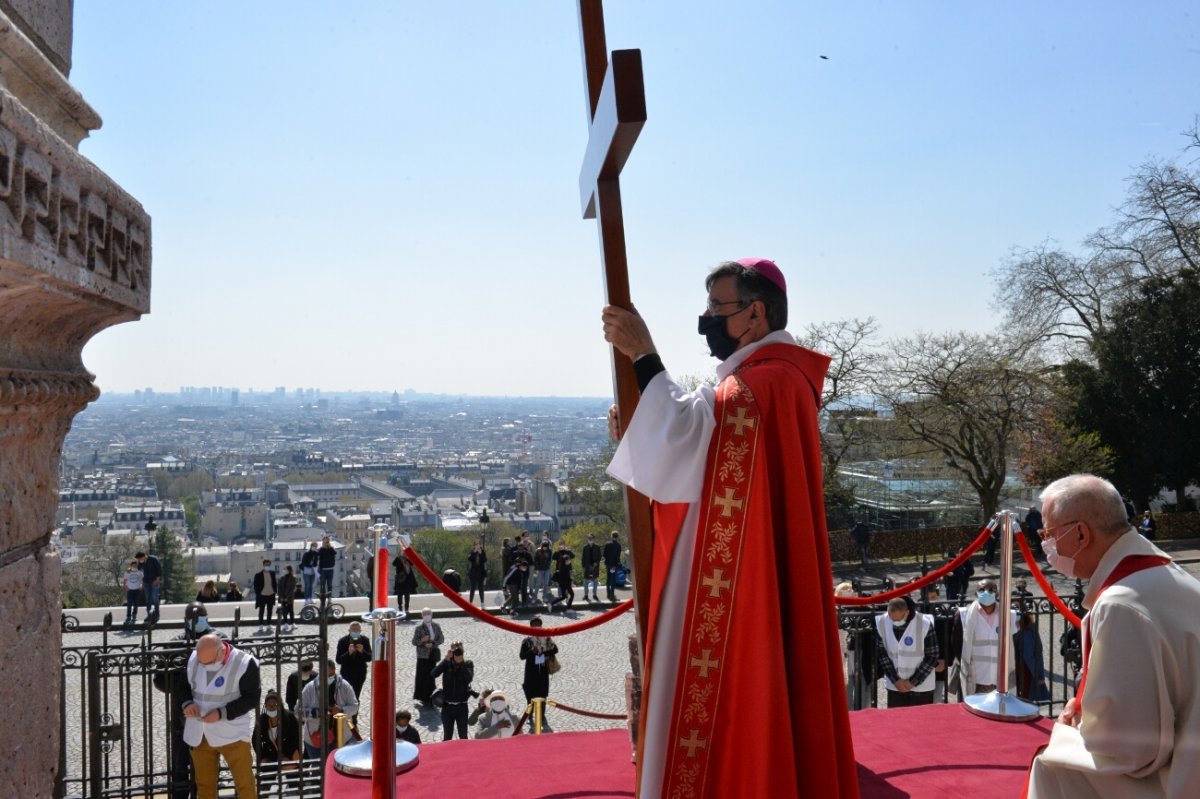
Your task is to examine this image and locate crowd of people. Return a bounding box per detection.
[165,597,573,799]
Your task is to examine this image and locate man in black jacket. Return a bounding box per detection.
[285,660,316,715]
[335,622,372,722]
[430,642,475,741]
[300,542,320,603]
[581,533,602,602]
[317,536,337,597]
[252,559,278,628]
[510,546,534,606]
[602,531,623,602]
[137,550,164,622]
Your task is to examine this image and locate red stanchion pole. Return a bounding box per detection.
[370,531,396,799]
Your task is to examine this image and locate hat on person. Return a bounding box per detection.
[735,257,786,294]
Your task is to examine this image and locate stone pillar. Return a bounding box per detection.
[0,4,151,797]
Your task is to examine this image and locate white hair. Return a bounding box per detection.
[1040,474,1130,537]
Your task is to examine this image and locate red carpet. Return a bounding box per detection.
[851,704,1053,797]
[325,729,636,799]
[326,705,1053,798]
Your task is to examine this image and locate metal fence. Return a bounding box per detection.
[57,608,333,799]
[838,591,1085,717]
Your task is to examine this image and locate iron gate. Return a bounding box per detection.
[58,616,329,799]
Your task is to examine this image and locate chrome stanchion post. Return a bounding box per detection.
[965,510,1040,722]
[334,525,420,788]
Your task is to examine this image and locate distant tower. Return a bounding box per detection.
[391,391,400,406]
[230,388,239,406]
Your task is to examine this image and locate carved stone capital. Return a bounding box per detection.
[0,78,151,542]
[0,83,151,380]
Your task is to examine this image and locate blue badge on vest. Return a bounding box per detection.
[214,676,225,687]
[995,626,1000,634]
[903,636,914,646]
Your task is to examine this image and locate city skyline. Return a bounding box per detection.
[70,2,1198,396]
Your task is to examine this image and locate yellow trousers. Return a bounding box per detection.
[190,736,257,799]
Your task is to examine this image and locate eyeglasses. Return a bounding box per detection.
[705,298,747,315]
[1037,521,1080,540]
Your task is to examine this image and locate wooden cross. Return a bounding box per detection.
[575,3,652,652]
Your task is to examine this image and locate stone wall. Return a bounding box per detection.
[0,4,150,796]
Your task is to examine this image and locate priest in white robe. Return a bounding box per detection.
[1026,474,1200,798]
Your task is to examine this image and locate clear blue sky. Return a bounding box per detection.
[71,1,1198,396]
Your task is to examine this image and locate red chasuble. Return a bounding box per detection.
[647,342,859,798]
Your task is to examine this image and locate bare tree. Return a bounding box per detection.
[873,332,1046,518]
[992,242,1133,351]
[994,121,1200,354]
[796,318,883,480]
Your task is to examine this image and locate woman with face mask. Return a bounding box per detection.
[394,709,422,744]
[411,608,444,705]
[253,689,302,780]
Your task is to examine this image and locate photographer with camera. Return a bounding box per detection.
[519,616,559,730]
[430,642,475,741]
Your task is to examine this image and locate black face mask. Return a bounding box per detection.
[698,306,750,361]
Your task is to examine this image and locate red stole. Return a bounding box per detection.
[646,343,858,799]
[1075,554,1170,710]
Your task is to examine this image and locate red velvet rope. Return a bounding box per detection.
[402,545,635,636]
[833,524,995,606]
[547,700,628,721]
[1016,532,1083,628]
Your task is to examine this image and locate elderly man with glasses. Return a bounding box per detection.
[1026,474,1200,798]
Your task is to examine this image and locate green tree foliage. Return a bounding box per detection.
[1016,374,1115,487]
[152,469,215,501]
[1061,271,1200,509]
[408,526,508,593]
[563,441,626,528]
[151,525,196,604]
[183,495,201,535]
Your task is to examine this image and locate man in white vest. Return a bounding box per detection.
[874,597,939,707]
[1026,474,1200,798]
[950,578,1019,696]
[179,633,261,799]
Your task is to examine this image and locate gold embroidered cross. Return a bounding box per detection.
[679,728,708,758]
[724,406,755,436]
[712,487,743,517]
[690,648,719,678]
[701,568,731,598]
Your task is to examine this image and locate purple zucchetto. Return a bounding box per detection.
[735,257,786,294]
